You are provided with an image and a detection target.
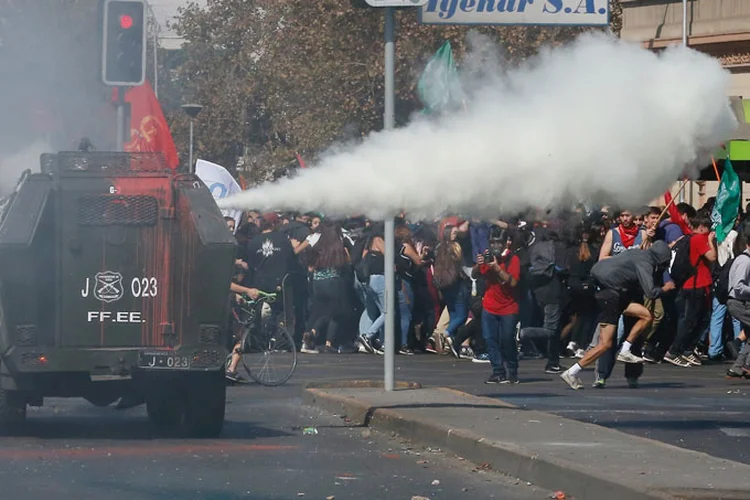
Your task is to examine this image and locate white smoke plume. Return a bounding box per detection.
[219,32,738,220]
[0,140,47,197]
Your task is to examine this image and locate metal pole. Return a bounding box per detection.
[679,0,693,205]
[383,6,396,392]
[116,86,126,152]
[153,20,159,98]
[188,119,194,173]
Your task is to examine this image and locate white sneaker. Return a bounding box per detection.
[617,350,644,364]
[574,348,585,359]
[560,370,584,390]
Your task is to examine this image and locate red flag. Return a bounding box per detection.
[295,152,307,169]
[663,190,692,235]
[113,82,179,169]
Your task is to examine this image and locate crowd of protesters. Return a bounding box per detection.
[225,200,750,388]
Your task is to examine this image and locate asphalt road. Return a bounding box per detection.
[0,383,550,500]
[293,352,750,464]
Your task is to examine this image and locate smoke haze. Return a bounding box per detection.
[219,32,738,220]
[0,1,114,194]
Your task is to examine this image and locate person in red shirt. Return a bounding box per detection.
[473,229,521,384]
[664,212,717,367]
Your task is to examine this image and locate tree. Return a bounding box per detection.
[168,0,623,183]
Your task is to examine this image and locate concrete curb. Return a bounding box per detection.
[303,387,716,500]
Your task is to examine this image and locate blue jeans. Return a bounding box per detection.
[482,311,518,378]
[709,296,742,357]
[398,280,414,347]
[364,274,386,342]
[442,280,469,339]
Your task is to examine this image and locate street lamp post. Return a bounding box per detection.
[181,104,203,173]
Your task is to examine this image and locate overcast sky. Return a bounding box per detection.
[149,0,206,36]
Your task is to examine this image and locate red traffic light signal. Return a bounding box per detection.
[119,14,133,29]
[102,0,146,86]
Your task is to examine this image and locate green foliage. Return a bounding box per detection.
[166,0,623,183]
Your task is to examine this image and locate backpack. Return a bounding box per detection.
[714,252,750,304]
[668,235,695,289]
[354,250,380,284]
[528,240,556,281]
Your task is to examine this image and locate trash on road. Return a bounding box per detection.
[431,479,440,486]
[553,492,567,500]
[302,427,318,435]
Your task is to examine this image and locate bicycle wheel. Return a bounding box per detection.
[240,324,297,386]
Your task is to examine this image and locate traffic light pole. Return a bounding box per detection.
[116,86,126,152]
[383,6,396,392]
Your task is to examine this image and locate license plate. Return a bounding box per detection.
[138,351,191,369]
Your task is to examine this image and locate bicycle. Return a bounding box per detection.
[228,290,298,386]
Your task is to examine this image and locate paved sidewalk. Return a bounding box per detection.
[304,385,750,500]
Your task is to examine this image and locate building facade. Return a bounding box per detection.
[621,0,750,207]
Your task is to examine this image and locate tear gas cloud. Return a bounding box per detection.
[219,32,738,220]
[0,2,114,195]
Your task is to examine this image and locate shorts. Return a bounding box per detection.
[595,288,631,326]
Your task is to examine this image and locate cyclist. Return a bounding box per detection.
[227,264,259,381]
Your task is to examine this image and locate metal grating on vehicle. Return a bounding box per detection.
[191,349,222,368]
[78,195,158,226]
[16,325,37,346]
[199,324,220,345]
[49,152,172,175]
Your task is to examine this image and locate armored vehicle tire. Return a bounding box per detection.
[146,394,183,428]
[0,388,26,433]
[184,373,226,438]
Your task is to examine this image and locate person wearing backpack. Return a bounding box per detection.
[708,222,742,360]
[663,212,717,367]
[519,219,569,374]
[725,218,750,378]
[560,241,675,390]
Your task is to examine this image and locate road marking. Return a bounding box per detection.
[0,443,298,460]
[719,428,750,437]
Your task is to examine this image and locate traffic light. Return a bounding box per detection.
[102,0,146,86]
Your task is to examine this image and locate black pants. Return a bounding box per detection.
[455,316,487,354]
[520,302,562,368]
[644,290,678,360]
[669,288,711,356]
[306,277,350,345]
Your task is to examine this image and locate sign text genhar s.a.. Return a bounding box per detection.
[421,0,609,26]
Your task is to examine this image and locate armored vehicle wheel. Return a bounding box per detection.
[146,395,183,428]
[184,373,226,438]
[0,388,26,432]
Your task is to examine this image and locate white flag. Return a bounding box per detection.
[195,159,243,233]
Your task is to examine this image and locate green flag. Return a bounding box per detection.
[417,41,463,114]
[711,158,741,243]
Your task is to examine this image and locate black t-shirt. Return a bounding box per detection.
[458,232,473,268]
[246,231,297,292]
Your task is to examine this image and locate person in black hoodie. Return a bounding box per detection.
[519,218,570,374]
[564,221,601,358]
[560,241,675,390]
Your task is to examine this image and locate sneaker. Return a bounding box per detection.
[399,345,415,356]
[616,350,644,364]
[301,343,319,354]
[574,348,585,359]
[592,378,606,389]
[472,353,491,363]
[642,353,659,364]
[726,368,744,379]
[560,370,584,390]
[459,346,474,360]
[424,339,438,354]
[544,364,563,374]
[225,370,240,382]
[663,352,691,367]
[485,374,504,384]
[683,353,703,366]
[502,376,520,384]
[356,341,370,354]
[693,347,709,361]
[358,334,375,354]
[321,345,338,354]
[626,377,639,389]
[444,336,460,359]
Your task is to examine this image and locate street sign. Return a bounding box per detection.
[419,0,609,26]
[365,0,428,6]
